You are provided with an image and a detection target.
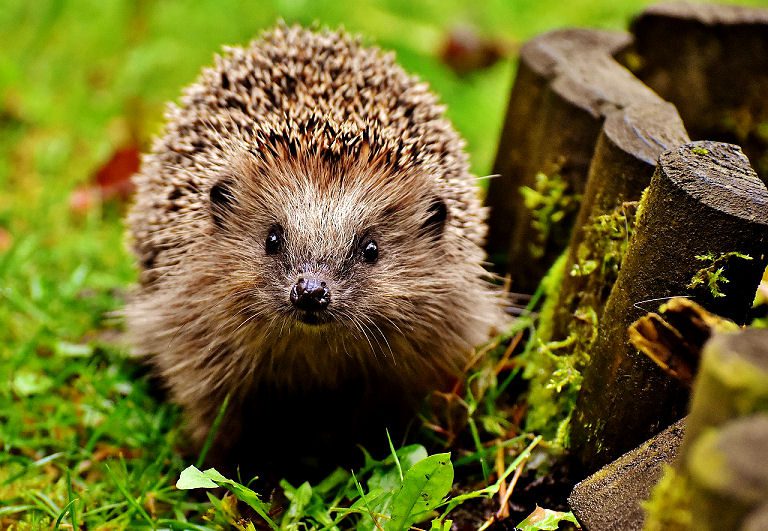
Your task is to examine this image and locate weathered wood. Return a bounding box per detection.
[628,298,738,388]
[681,329,768,452]
[627,2,768,183]
[644,329,768,531]
[545,101,688,344]
[570,142,768,475]
[568,418,685,531]
[486,28,663,292]
[686,415,768,531]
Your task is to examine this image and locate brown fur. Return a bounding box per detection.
[126,24,506,459]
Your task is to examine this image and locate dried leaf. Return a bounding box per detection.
[629,298,739,386]
[70,146,139,213]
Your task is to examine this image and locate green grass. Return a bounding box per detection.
[3,0,767,528]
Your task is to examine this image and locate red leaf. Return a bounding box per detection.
[70,145,140,213]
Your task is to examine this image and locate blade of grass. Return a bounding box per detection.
[66,468,79,530]
[105,464,155,526]
[196,393,230,468]
[386,429,404,482]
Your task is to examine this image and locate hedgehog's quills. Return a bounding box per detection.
[126,24,506,469]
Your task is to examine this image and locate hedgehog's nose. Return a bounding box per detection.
[290,277,331,312]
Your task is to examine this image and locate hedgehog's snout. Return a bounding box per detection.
[290,277,331,312]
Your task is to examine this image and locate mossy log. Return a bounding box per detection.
[686,414,768,531]
[546,101,689,344]
[627,2,768,182]
[485,28,662,292]
[570,142,768,475]
[681,329,768,454]
[644,329,768,531]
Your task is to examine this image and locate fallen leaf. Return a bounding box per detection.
[628,298,739,386]
[70,145,139,213]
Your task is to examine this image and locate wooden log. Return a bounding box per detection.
[686,415,768,531]
[545,101,689,344]
[627,3,768,182]
[644,329,768,531]
[681,328,768,453]
[570,141,768,475]
[486,28,662,292]
[568,418,685,531]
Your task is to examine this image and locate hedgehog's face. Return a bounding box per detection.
[207,163,452,340]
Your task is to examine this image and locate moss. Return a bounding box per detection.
[570,201,638,287]
[688,251,753,299]
[643,465,693,531]
[535,251,568,343]
[691,147,709,156]
[635,185,650,224]
[523,201,639,444]
[520,171,581,259]
[751,269,768,328]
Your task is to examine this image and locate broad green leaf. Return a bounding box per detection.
[176,466,277,530]
[430,519,452,531]
[176,465,218,489]
[396,445,429,472]
[201,468,228,482]
[314,467,350,496]
[516,507,579,530]
[282,480,313,521]
[368,444,428,492]
[388,453,453,530]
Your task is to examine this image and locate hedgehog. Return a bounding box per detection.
[126,24,506,464]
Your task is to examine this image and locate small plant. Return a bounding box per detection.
[570,201,638,282]
[175,435,568,530]
[688,251,753,298]
[521,172,581,259]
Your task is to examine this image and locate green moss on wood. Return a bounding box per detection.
[643,465,693,531]
[688,251,753,299]
[521,171,581,259]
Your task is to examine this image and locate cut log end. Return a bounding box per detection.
[661,142,768,223]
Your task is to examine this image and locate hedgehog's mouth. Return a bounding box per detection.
[295,310,332,326]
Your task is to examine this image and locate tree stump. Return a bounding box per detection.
[686,416,768,531]
[570,141,768,475]
[644,329,768,531]
[627,2,768,183]
[545,101,689,344]
[486,28,662,292]
[681,329,768,453]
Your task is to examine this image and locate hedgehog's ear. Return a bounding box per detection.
[209,179,236,228]
[421,196,448,238]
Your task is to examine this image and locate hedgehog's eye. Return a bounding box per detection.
[265,226,284,255]
[362,240,379,264]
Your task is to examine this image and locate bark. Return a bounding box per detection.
[627,2,768,183]
[546,101,689,344]
[681,329,768,453]
[570,141,768,475]
[568,418,685,531]
[485,28,662,292]
[686,415,768,531]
